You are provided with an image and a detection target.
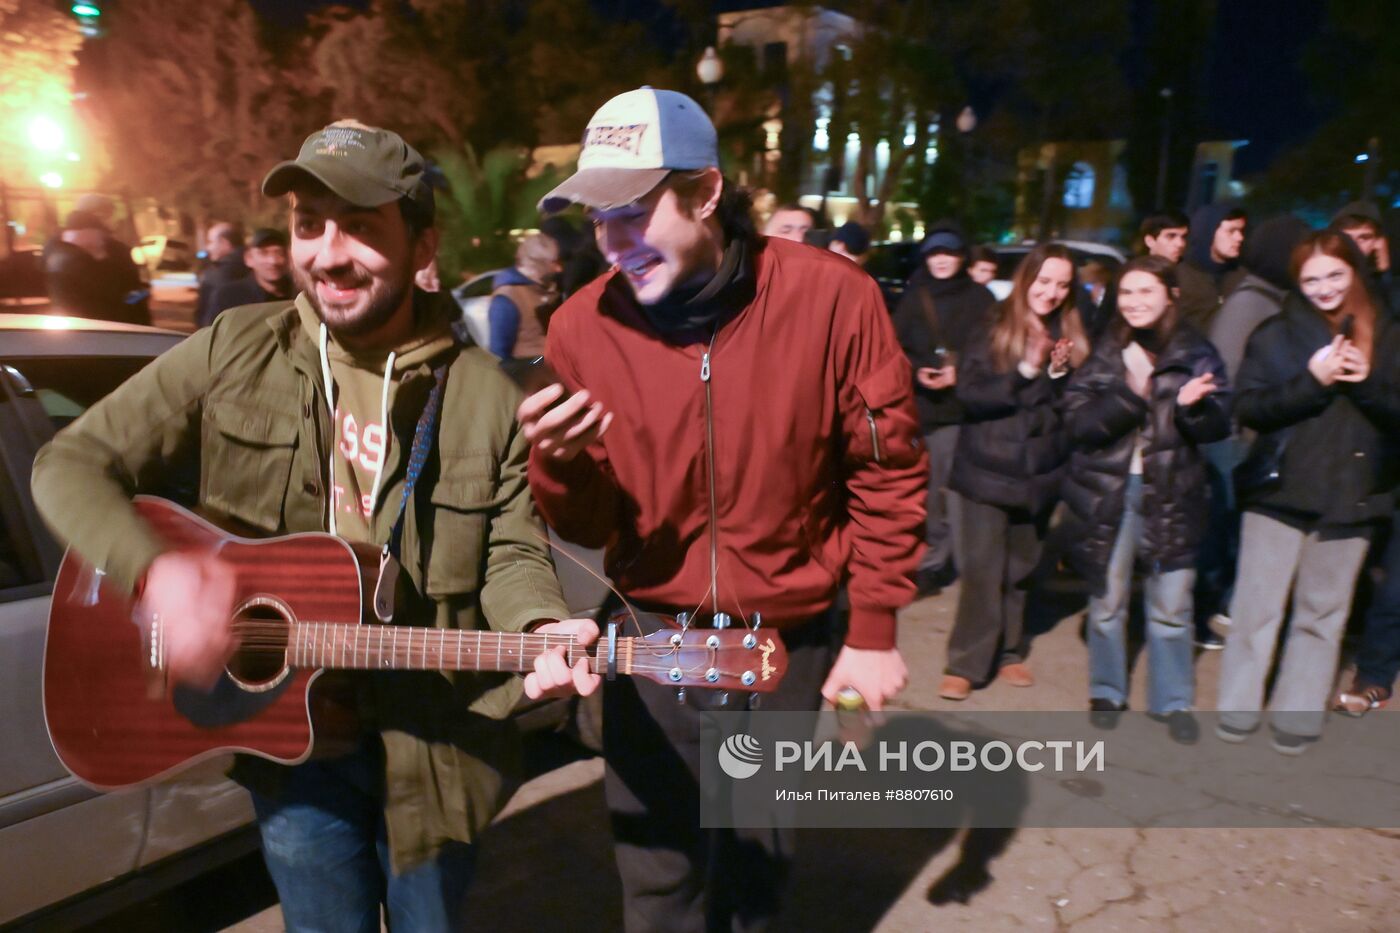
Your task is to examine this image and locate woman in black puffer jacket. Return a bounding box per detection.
[940,244,1091,699]
[1216,231,1400,754]
[1062,257,1231,740]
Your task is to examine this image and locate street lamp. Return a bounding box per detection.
[696,46,723,113]
[1155,87,1173,208]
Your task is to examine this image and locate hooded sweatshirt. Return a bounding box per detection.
[1208,214,1310,381]
[1178,201,1247,332]
[298,292,456,544]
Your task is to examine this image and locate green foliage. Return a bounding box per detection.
[431,145,568,285]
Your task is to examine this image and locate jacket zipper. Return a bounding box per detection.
[865,408,882,463]
[701,331,720,615]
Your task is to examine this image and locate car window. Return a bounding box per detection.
[0,356,153,432]
[0,468,41,591]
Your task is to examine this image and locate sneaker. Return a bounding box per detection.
[1164,710,1199,745]
[1214,720,1256,744]
[1270,729,1318,756]
[1089,698,1125,730]
[1210,613,1232,629]
[1194,630,1225,651]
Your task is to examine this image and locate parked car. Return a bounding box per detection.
[862,239,1127,308]
[133,235,196,274]
[0,313,256,927]
[451,268,506,353]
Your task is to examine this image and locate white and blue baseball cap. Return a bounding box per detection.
[539,87,718,214]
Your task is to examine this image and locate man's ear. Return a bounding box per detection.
[696,167,724,221]
[244,250,257,270]
[413,226,440,275]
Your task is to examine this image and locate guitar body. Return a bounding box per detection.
[43,497,371,789]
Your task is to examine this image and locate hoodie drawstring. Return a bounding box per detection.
[318,322,397,536]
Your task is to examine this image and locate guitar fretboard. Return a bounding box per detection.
[286,622,630,675]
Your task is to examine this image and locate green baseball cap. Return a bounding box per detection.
[262,121,434,219]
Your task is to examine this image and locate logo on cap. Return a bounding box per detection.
[584,123,649,156]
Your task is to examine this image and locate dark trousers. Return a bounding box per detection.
[602,612,837,933]
[945,497,1043,682]
[1357,514,1400,689]
[1195,438,1242,622]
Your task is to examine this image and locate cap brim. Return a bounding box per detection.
[262,156,403,207]
[538,167,671,215]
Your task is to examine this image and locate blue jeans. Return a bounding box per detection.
[250,741,475,933]
[1087,476,1196,714]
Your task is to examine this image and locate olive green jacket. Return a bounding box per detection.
[31,295,570,871]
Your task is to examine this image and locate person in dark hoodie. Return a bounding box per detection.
[1216,230,1400,755]
[1192,215,1313,647]
[1177,202,1247,333]
[1331,200,1398,314]
[892,221,997,594]
[1062,257,1231,743]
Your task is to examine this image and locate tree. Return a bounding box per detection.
[77,0,310,224]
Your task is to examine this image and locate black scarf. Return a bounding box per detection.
[640,235,754,341]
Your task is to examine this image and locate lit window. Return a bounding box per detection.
[1063,162,1096,210]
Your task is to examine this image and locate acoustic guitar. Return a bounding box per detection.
[43,497,787,790]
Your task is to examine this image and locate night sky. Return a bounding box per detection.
[247,0,1325,175]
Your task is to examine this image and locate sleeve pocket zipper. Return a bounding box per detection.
[865,408,882,463]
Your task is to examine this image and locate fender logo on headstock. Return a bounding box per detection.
[760,637,779,681]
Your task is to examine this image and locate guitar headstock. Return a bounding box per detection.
[629,626,788,692]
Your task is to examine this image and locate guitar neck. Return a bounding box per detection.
[286,622,625,675]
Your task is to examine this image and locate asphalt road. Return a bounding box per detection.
[67,576,1400,933]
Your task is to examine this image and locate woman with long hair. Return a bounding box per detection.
[1061,257,1231,742]
[939,244,1090,699]
[1217,230,1400,754]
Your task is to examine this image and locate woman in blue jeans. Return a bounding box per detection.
[1062,257,1231,743]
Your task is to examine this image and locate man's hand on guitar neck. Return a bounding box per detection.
[821,646,908,711]
[524,618,603,700]
[141,551,239,690]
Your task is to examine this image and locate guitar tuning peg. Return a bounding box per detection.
[676,612,690,631]
[717,691,729,706]
[751,612,762,630]
[749,694,761,710]
[713,612,731,630]
[675,687,687,704]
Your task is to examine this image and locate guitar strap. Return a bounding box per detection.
[373,361,450,622]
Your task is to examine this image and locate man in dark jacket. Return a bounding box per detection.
[892,220,995,593]
[204,227,293,322]
[1331,200,1398,314]
[1177,202,1247,332]
[43,210,151,326]
[1193,215,1311,646]
[194,221,248,328]
[518,87,926,932]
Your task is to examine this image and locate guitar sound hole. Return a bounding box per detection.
[228,598,291,688]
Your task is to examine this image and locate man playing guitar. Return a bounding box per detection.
[32,121,598,931]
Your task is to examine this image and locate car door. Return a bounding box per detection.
[0,362,152,924]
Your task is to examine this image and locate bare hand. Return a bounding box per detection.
[917,366,956,390]
[140,550,239,690]
[523,618,602,700]
[518,385,614,462]
[1049,338,1073,375]
[1308,335,1351,386]
[821,646,908,712]
[1177,372,1218,407]
[1336,343,1371,383]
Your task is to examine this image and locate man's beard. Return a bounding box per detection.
[294,265,411,339]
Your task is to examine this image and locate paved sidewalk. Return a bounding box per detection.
[232,583,1400,931]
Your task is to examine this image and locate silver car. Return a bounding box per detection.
[0,313,255,926]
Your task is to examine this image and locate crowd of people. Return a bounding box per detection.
[25,84,1400,931]
[886,199,1400,754]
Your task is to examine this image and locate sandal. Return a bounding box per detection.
[1332,681,1391,717]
